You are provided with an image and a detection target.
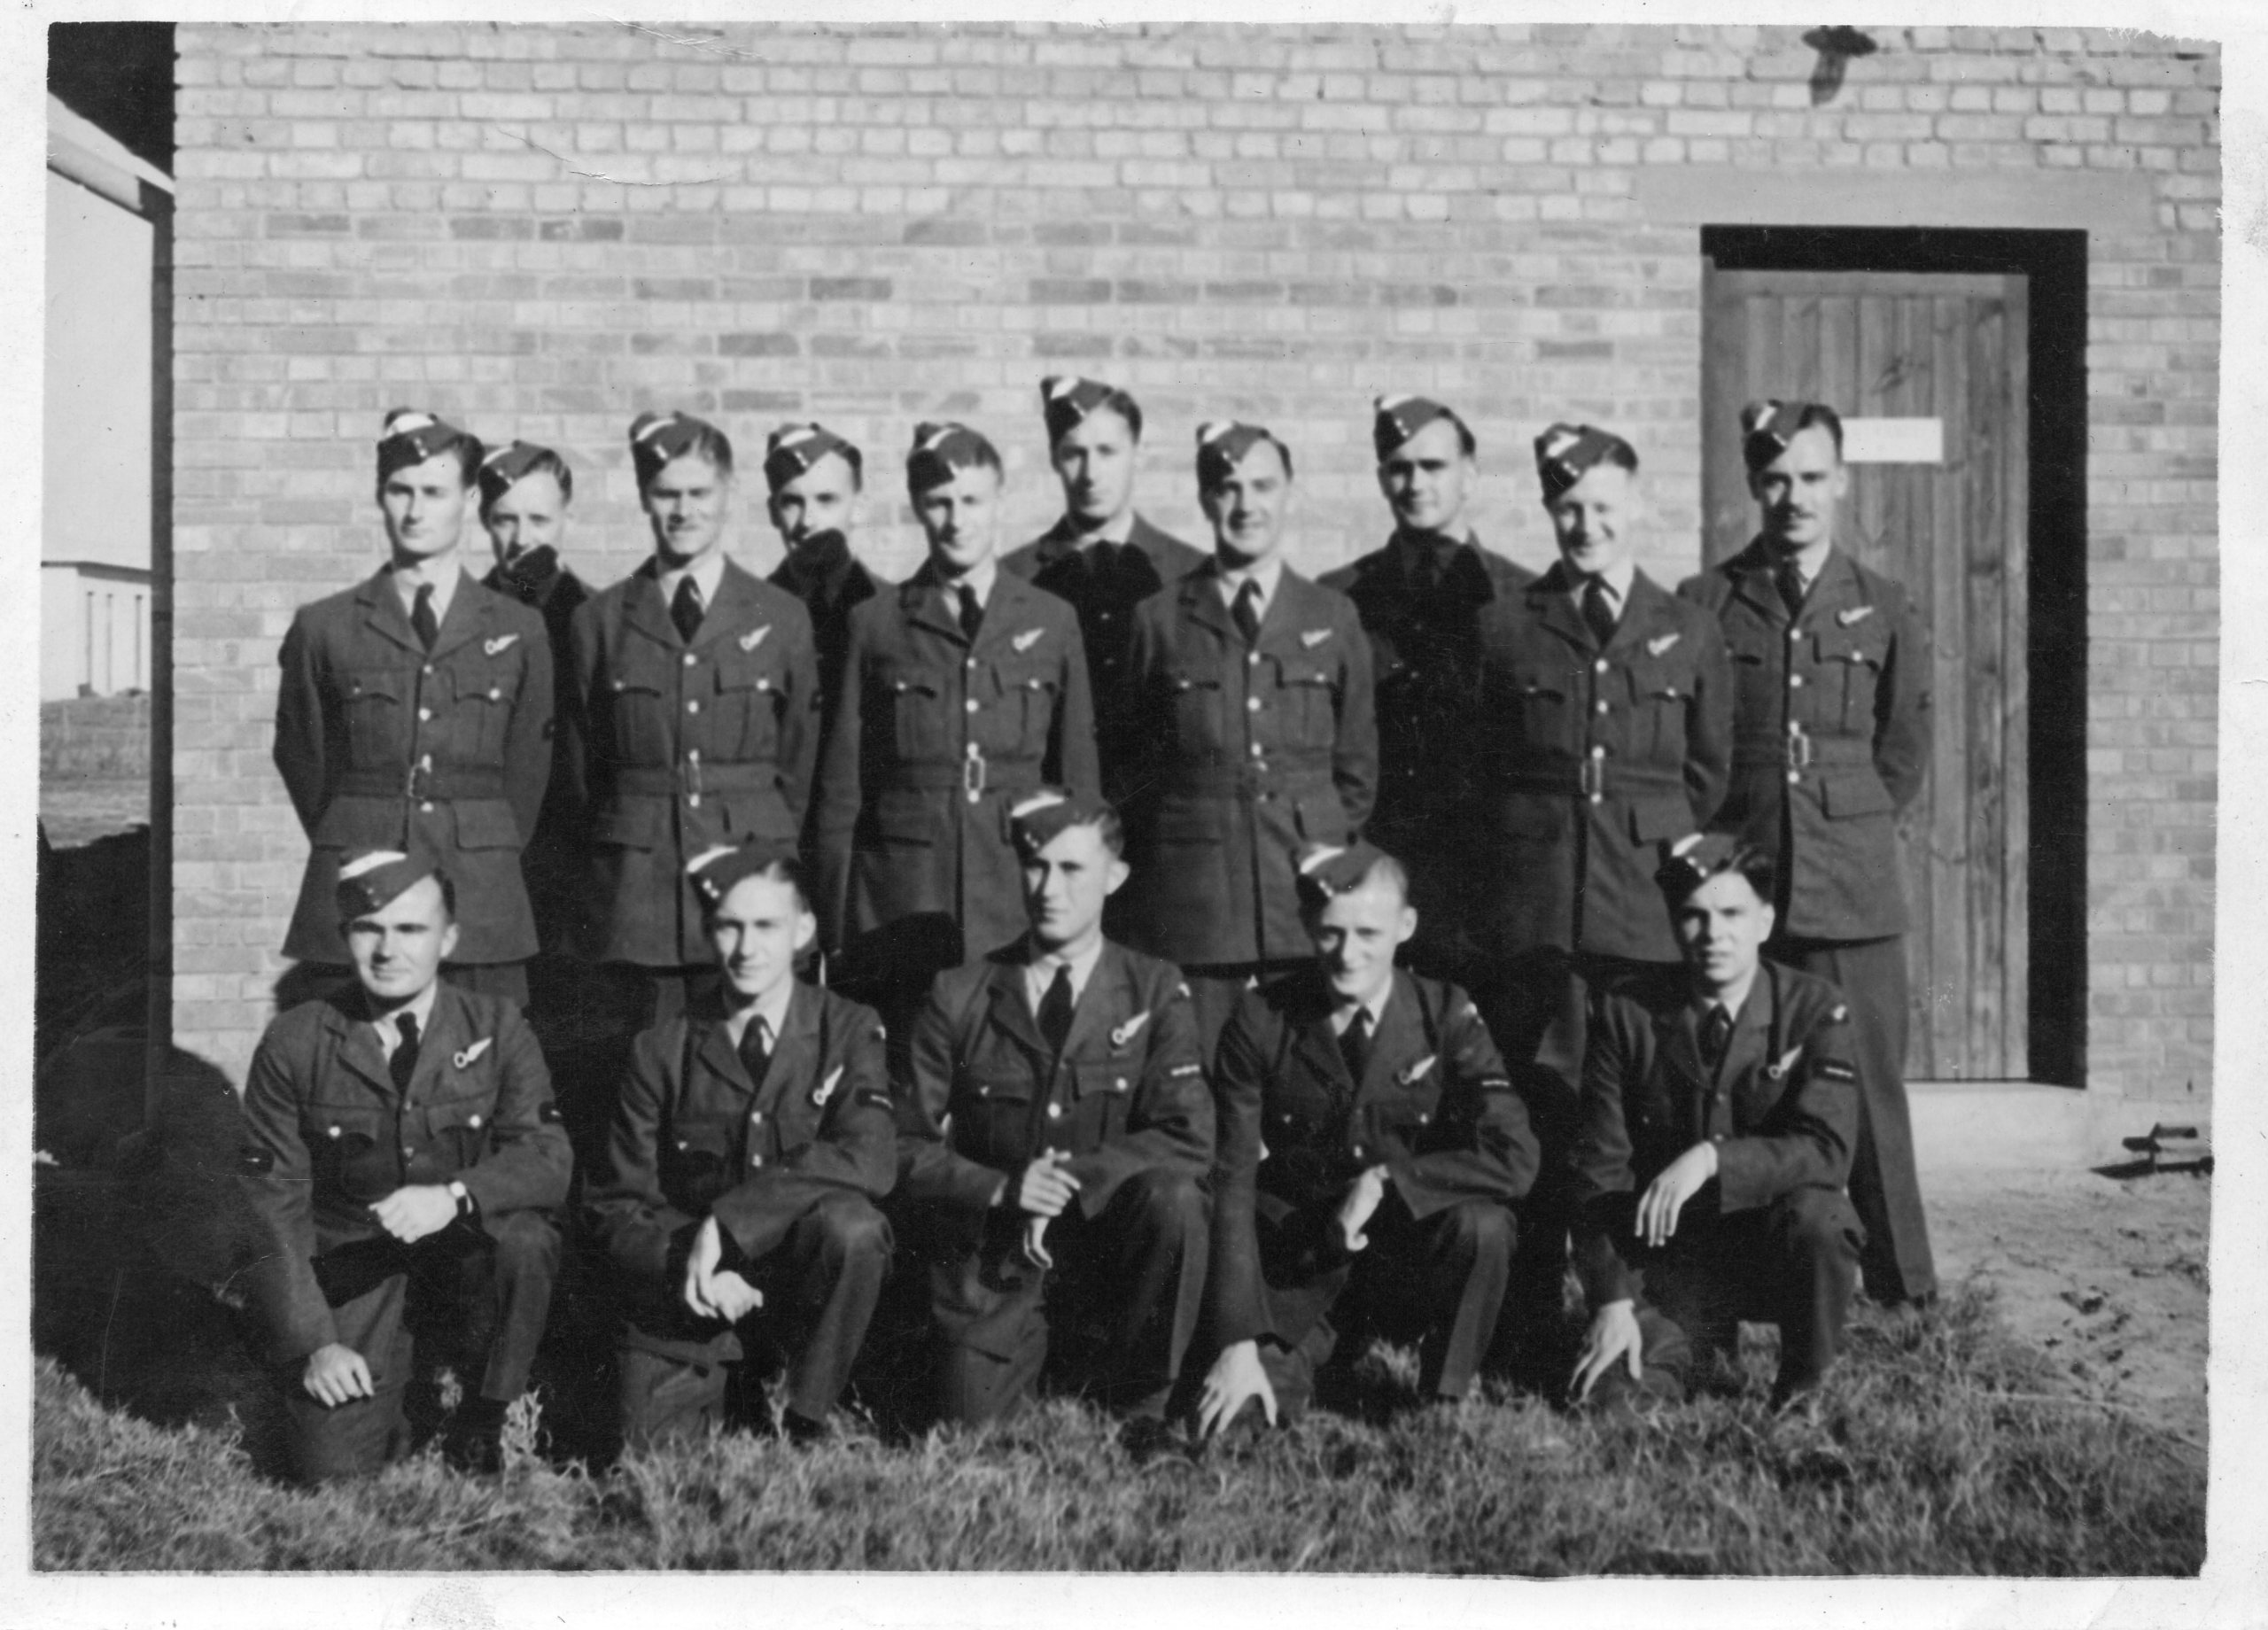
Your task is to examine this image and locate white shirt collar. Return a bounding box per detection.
[392,560,465,625]
[1567,559,1636,608]
[1215,554,1285,617]
[1694,969,1758,1028]
[369,978,442,1052]
[657,550,729,615]
[1026,935,1107,1014]
[1328,978,1394,1038]
[1775,539,1834,590]
[937,557,998,611]
[726,978,797,1052]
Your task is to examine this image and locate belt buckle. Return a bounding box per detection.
[1579,755,1604,799]
[405,755,431,801]
[685,749,703,804]
[1786,727,1813,772]
[963,742,986,803]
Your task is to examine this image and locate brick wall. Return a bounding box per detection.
[169,22,2219,1095]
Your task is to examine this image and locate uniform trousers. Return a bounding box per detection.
[924,1166,1208,1427]
[1250,1191,1514,1414]
[1588,1185,1862,1404]
[283,1208,562,1483]
[613,1190,892,1447]
[1767,935,1937,1304]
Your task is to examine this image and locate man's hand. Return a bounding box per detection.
[1014,1149,1082,1219]
[1197,1339,1279,1440]
[1335,1165,1389,1254]
[1570,1299,1645,1404]
[370,1184,457,1245]
[1633,1142,1718,1248]
[302,1342,375,1408]
[682,1215,763,1323]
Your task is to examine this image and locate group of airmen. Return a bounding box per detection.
[240,377,1938,1480]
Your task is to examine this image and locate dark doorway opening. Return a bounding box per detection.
[1702,226,2088,1088]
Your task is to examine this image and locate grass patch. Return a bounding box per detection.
[33,1284,2202,1573]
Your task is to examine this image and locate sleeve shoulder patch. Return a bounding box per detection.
[1816,1060,1858,1083]
[1169,1062,1204,1079]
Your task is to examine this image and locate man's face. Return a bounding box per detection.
[1200,439,1291,566]
[1673,870,1775,997]
[641,454,732,566]
[377,452,472,561]
[1052,408,1138,529]
[344,875,459,1009]
[1377,416,1475,538]
[1545,461,1643,581]
[913,464,1003,577]
[1307,872,1416,1009]
[483,470,568,570]
[1020,821,1127,956]
[767,452,859,551]
[708,873,816,1005]
[1748,424,1849,552]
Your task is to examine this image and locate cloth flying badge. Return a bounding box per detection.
[1646,633,1681,657]
[1301,628,1332,649]
[1109,1011,1152,1049]
[1013,628,1045,653]
[1763,1044,1806,1082]
[453,1037,494,1070]
[483,634,518,656]
[1837,606,1875,627]
[812,1065,844,1108]
[739,625,772,652]
[1395,1054,1437,1087]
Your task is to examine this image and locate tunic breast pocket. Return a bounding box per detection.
[423,1091,496,1174]
[605,671,672,765]
[1505,660,1574,753]
[1623,651,1695,762]
[1270,657,1339,748]
[1166,667,1226,752]
[988,660,1060,756]
[1069,1060,1134,1145]
[659,1118,741,1215]
[714,655,782,761]
[1814,626,1888,734]
[307,1105,391,1204]
[955,1077,1035,1169]
[447,656,519,763]
[341,669,409,767]
[879,664,949,761]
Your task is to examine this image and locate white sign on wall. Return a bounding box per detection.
[1840,416,1946,465]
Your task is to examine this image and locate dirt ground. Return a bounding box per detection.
[1926,1163,2210,1449]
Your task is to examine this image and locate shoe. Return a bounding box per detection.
[779,1409,829,1446]
[1118,1414,1179,1464]
[444,1398,508,1474]
[1572,1364,1685,1414]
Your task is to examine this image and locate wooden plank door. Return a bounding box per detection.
[1701,267,2030,1081]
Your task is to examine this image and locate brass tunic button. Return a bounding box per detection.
[1247,651,1262,666]
[1594,658,1609,674]
[1047,1104,1063,1120]
[327,1125,342,1139]
[1248,742,1264,757]
[1787,771,1802,784]
[965,699,980,714]
[687,700,700,714]
[417,707,431,721]
[1589,745,1606,758]
[684,653,698,667]
[1790,674,1805,688]
[750,1154,763,1168]
[468,1114,482,1129]
[1247,697,1262,711]
[420,802,434,813]
[1594,700,1610,715]
[751,1111,763,1122]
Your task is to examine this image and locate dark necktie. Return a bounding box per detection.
[410,584,439,651]
[1581,576,1618,647]
[389,1012,422,1094]
[1700,1005,1734,1071]
[1037,965,1075,1057]
[957,584,984,642]
[739,1014,773,1087]
[1231,579,1262,645]
[1775,560,1808,622]
[1339,1006,1372,1085]
[671,575,705,644]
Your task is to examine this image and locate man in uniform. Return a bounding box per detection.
[812,423,1099,1026]
[274,409,553,1005]
[763,422,881,748]
[895,789,1211,1435]
[1676,400,1936,1308]
[1199,842,1536,1435]
[236,847,572,1480]
[1467,423,1731,1361]
[1000,376,1206,803]
[564,409,823,1052]
[1567,835,1865,1411]
[1117,420,1379,1058]
[1321,395,1534,981]
[587,840,896,1447]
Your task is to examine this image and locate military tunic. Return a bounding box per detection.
[483,555,591,954]
[1569,961,1865,1396]
[897,939,1213,1423]
[1115,562,1379,974]
[769,533,881,744]
[1320,531,1534,975]
[1677,540,1937,1305]
[586,982,897,1432]
[564,558,822,969]
[1209,966,1536,1402]
[275,570,553,966]
[236,983,572,1478]
[812,566,1099,979]
[1001,513,1208,804]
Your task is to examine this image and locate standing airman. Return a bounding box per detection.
[763,422,881,751]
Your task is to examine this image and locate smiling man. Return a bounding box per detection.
[274,410,554,1005]
[1002,377,1206,803]
[237,846,571,1481]
[1116,421,1378,1057]
[1321,395,1535,982]
[1566,834,1864,1412]
[812,422,1098,1029]
[1200,841,1535,1434]
[1676,400,1937,1312]
[586,839,896,1447]
[564,410,822,1059]
[895,789,1211,1439]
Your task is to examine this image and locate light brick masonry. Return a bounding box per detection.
[168,22,2218,1098]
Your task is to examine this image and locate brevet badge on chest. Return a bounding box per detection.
[1301,628,1332,649]
[453,1037,493,1070]
[739,625,772,652]
[1763,1044,1805,1083]
[1110,1011,1151,1049]
[1837,607,1875,628]
[812,1065,844,1108]
[483,634,518,656]
[1646,633,1681,657]
[1395,1053,1437,1087]
[1013,627,1045,653]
